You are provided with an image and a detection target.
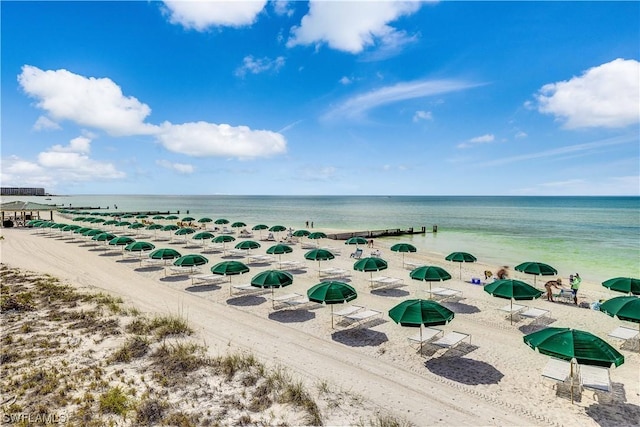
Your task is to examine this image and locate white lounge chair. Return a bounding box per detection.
[408,327,443,346]
[580,365,611,392]
[541,357,572,382]
[190,274,226,286]
[520,307,550,322]
[608,325,639,341]
[429,287,462,300]
[369,276,405,289]
[332,305,364,318]
[344,309,383,327]
[499,303,527,313]
[433,331,470,348]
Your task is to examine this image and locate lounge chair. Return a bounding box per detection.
[499,303,527,314]
[429,287,462,300]
[344,309,383,327]
[408,327,443,346]
[332,305,364,318]
[555,288,574,303]
[432,331,470,349]
[541,357,572,382]
[350,248,363,259]
[580,364,611,392]
[369,276,405,289]
[608,325,639,342]
[190,274,226,286]
[520,307,550,322]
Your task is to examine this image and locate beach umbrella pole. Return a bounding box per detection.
[331,304,334,329]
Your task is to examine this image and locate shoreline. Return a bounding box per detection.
[1,218,639,426]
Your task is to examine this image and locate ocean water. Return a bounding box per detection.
[4,195,639,283]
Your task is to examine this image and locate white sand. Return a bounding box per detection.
[1,220,639,426]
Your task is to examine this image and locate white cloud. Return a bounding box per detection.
[156,121,287,158]
[0,137,125,189]
[324,78,483,121]
[297,165,337,181]
[18,65,157,136]
[535,58,640,129]
[412,110,432,122]
[33,115,61,131]
[50,136,91,154]
[457,134,495,149]
[515,131,527,139]
[162,0,267,30]
[235,55,285,77]
[519,176,639,196]
[156,159,195,174]
[287,0,423,54]
[339,76,352,85]
[483,134,636,167]
[272,0,294,17]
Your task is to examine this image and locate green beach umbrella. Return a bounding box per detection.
[251,270,294,308]
[515,261,558,285]
[149,247,182,261]
[353,257,388,285]
[345,236,368,248]
[92,232,116,242]
[146,223,164,238]
[252,224,269,231]
[192,231,215,246]
[175,227,196,235]
[182,216,196,222]
[136,214,148,219]
[292,229,310,237]
[235,240,261,251]
[124,241,155,261]
[173,254,209,268]
[166,215,179,220]
[484,279,543,324]
[116,221,132,227]
[600,296,640,351]
[109,236,136,247]
[128,222,145,230]
[162,224,180,232]
[210,261,250,295]
[523,327,625,403]
[74,227,93,234]
[391,243,418,268]
[410,265,452,295]
[62,224,81,232]
[602,277,640,295]
[445,252,477,279]
[307,281,357,328]
[266,243,293,262]
[121,214,134,218]
[269,225,287,232]
[103,220,119,226]
[308,231,327,240]
[90,218,106,224]
[214,218,229,225]
[231,221,247,228]
[213,234,236,252]
[198,217,213,223]
[389,299,455,351]
[72,217,86,222]
[152,215,165,220]
[304,248,335,276]
[125,241,155,252]
[600,295,640,323]
[82,228,104,237]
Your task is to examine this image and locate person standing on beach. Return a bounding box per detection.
[571,273,582,305]
[544,278,562,302]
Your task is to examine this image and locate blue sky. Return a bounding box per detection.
[2,1,639,196]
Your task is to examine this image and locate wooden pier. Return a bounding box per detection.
[327,226,434,241]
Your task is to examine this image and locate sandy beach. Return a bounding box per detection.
[1,220,639,426]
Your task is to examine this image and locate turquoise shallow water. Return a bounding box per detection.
[4,195,639,283]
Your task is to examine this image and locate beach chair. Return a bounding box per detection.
[408,327,443,347]
[580,365,611,393]
[608,325,639,342]
[556,288,573,303]
[190,274,226,286]
[350,248,363,259]
[429,287,463,300]
[332,305,364,318]
[541,357,572,384]
[344,309,383,327]
[432,331,470,349]
[520,307,550,323]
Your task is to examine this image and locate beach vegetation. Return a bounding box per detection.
[110,335,150,363]
[135,397,168,425]
[358,412,415,427]
[99,386,130,416]
[148,314,193,338]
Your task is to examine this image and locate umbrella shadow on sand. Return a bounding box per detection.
[371,288,410,298]
[518,317,557,334]
[424,355,502,385]
[441,301,481,314]
[331,328,388,347]
[159,275,189,283]
[134,265,164,273]
[268,310,316,323]
[585,401,640,427]
[184,284,222,293]
[226,295,267,307]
